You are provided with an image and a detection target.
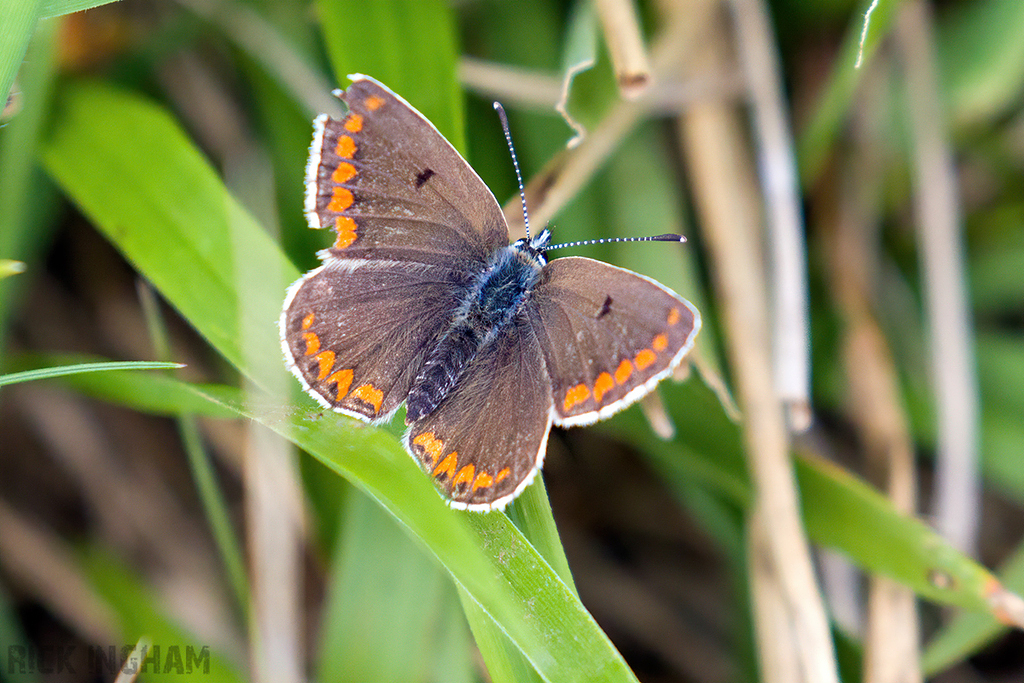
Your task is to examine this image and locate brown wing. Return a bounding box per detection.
[528,257,700,427]
[305,76,510,270]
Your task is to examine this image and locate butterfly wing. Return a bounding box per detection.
[528,256,701,426]
[306,75,509,268]
[284,75,513,422]
[281,259,470,422]
[405,319,553,510]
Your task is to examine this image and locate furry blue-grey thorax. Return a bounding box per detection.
[404,229,551,423]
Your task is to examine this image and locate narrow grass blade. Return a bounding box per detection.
[0,360,183,388]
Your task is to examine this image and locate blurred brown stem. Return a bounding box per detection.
[829,70,922,679]
[672,6,838,682]
[896,0,979,556]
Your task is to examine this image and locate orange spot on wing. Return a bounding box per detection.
[326,368,353,398]
[302,332,320,355]
[412,432,444,466]
[563,383,591,411]
[364,95,384,111]
[335,135,356,158]
[352,383,383,413]
[593,372,615,403]
[453,464,475,488]
[344,113,363,133]
[301,312,315,330]
[653,334,668,352]
[472,471,494,492]
[433,452,458,480]
[635,348,656,370]
[494,468,510,484]
[327,187,353,212]
[614,359,633,384]
[334,216,357,248]
[667,307,681,326]
[315,350,336,380]
[331,161,357,183]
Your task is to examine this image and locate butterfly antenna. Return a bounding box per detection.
[544,233,687,251]
[493,102,532,240]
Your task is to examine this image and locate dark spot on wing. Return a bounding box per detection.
[597,295,613,319]
[415,168,436,189]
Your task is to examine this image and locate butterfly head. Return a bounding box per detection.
[511,227,551,262]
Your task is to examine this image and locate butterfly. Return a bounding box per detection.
[281,75,700,511]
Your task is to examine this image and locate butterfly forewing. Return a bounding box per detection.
[530,257,700,426]
[405,320,553,510]
[306,77,509,269]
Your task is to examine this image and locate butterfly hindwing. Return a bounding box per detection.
[306,76,509,270]
[281,258,468,422]
[529,256,701,426]
[405,319,553,510]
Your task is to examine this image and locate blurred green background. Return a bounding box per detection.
[2,0,1024,681]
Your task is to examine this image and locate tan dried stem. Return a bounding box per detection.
[729,0,810,430]
[671,5,838,682]
[244,425,305,683]
[895,0,980,556]
[503,2,717,235]
[459,57,563,110]
[594,0,654,97]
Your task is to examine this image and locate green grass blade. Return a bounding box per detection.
[0,360,183,388]
[17,355,243,418]
[922,539,1024,674]
[609,376,1006,615]
[0,17,59,348]
[460,590,543,683]
[797,0,901,183]
[41,81,287,392]
[937,0,1024,126]
[0,0,43,110]
[38,0,118,18]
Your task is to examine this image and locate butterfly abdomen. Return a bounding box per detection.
[405,322,481,423]
[405,243,545,424]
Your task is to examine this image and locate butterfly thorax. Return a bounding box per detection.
[404,237,548,423]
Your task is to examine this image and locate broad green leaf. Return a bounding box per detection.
[317,494,472,683]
